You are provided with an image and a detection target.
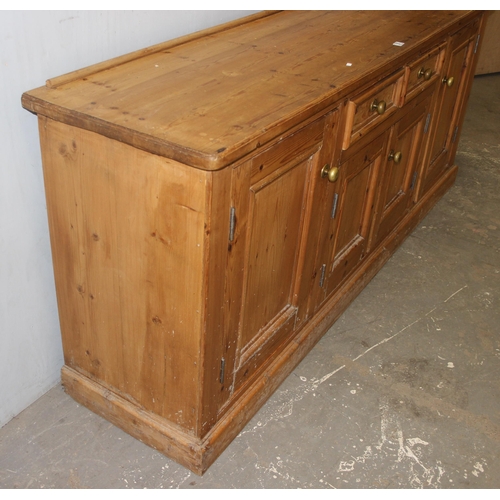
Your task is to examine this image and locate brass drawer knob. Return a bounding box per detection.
[388,150,402,164]
[371,99,387,115]
[321,164,340,183]
[418,67,433,81]
[442,76,454,88]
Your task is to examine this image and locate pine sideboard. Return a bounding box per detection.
[22,11,487,474]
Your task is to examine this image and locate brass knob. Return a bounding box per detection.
[418,67,433,81]
[388,150,402,164]
[442,76,455,88]
[321,164,340,183]
[371,99,387,115]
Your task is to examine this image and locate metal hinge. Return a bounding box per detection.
[452,125,459,144]
[229,207,236,242]
[410,171,418,190]
[474,34,481,54]
[219,358,226,384]
[424,113,431,134]
[319,264,327,288]
[331,193,339,219]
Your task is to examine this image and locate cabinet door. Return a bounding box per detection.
[370,95,431,247]
[312,136,384,307]
[420,21,479,194]
[223,117,329,392]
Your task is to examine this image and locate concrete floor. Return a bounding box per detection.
[1,73,499,489]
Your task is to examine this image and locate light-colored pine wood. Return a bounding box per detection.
[24,11,486,474]
[343,70,404,149]
[23,11,479,170]
[420,18,480,197]
[45,11,279,89]
[61,162,460,475]
[324,137,383,298]
[40,117,208,433]
[403,44,445,104]
[225,119,325,390]
[370,91,432,248]
[198,167,233,436]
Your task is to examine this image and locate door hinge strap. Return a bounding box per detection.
[474,34,481,54]
[319,264,327,288]
[219,358,226,384]
[331,193,339,219]
[424,113,431,134]
[410,171,418,190]
[229,207,236,242]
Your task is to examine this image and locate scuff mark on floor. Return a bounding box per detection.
[471,460,487,478]
[173,470,192,489]
[336,396,446,488]
[235,281,498,487]
[253,457,337,488]
[352,307,437,363]
[444,285,468,302]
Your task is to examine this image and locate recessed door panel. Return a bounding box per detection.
[421,23,478,195]
[371,97,430,247]
[239,161,308,350]
[315,137,384,303]
[222,117,328,393]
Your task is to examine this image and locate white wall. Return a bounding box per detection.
[0,10,256,428]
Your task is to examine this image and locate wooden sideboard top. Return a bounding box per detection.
[22,10,477,170]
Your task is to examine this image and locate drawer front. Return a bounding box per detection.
[342,70,404,149]
[404,45,446,101]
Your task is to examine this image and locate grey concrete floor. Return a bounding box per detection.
[1,73,499,489]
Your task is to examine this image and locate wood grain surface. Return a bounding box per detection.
[23,11,476,170]
[25,10,486,474]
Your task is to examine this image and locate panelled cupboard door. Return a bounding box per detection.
[370,94,432,248]
[313,136,384,307]
[421,20,480,194]
[223,117,327,393]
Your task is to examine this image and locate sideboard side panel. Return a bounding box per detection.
[39,117,206,432]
